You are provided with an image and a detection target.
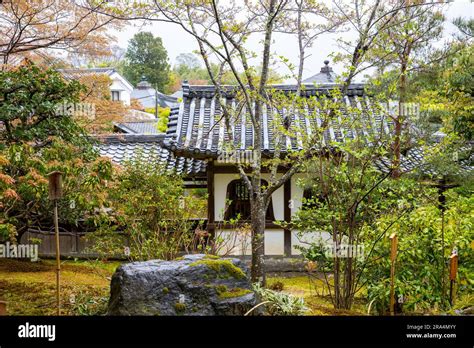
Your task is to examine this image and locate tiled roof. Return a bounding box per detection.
[114,120,161,134]
[114,106,179,134]
[94,134,207,177]
[165,82,392,157]
[58,67,116,80]
[131,89,179,108]
[374,146,473,176]
[303,60,338,84]
[374,147,425,174]
[57,68,134,91]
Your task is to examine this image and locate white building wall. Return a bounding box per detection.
[110,79,131,105]
[110,72,133,106]
[213,171,329,256]
[214,173,284,221]
[216,229,285,256]
[290,173,332,255]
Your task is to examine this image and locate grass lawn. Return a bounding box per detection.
[0,258,367,315]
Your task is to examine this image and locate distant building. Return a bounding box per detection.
[114,106,179,134]
[58,67,133,105]
[131,76,179,109]
[303,60,338,84]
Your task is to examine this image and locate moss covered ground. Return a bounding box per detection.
[0,258,372,316]
[267,274,367,315]
[0,258,120,315]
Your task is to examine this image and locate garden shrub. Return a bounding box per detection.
[87,157,203,261]
[252,283,307,316]
[364,191,473,314]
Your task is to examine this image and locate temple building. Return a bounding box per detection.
[97,62,427,256]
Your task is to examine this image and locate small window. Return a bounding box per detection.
[111,90,120,101]
[224,179,275,221]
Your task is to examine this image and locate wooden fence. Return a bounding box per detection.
[19,219,207,259]
[20,228,102,258]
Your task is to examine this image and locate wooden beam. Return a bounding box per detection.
[284,179,292,256]
[212,164,291,174]
[184,184,208,189]
[207,222,284,230]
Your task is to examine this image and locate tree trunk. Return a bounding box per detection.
[250,194,266,285]
[392,60,407,179]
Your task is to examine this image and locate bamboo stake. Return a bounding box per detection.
[54,201,60,315]
[48,171,63,316]
[0,301,7,315]
[389,233,398,316]
[449,251,458,306]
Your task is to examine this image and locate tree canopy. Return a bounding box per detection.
[122,32,170,91]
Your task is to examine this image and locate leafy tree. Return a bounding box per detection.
[0,63,86,146]
[172,52,283,88]
[0,0,119,65]
[122,32,170,90]
[0,140,113,243]
[74,73,130,134]
[452,17,474,40]
[290,89,425,310]
[0,63,113,242]
[175,52,202,70]
[435,44,474,141]
[373,4,445,178]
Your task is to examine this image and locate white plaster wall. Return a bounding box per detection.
[290,173,306,216]
[214,173,284,221]
[120,89,131,106]
[214,173,241,220]
[216,229,284,256]
[290,174,334,254]
[213,171,329,256]
[264,229,284,255]
[291,230,333,255]
[110,78,131,105]
[215,229,251,256]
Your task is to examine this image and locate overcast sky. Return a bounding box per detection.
[111,0,474,82]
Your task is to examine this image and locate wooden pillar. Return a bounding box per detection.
[283,179,292,256]
[207,160,215,238]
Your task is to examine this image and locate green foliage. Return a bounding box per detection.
[172,52,283,87]
[452,17,474,40]
[364,192,474,314]
[252,283,307,316]
[144,106,170,132]
[123,32,170,91]
[290,89,429,309]
[441,45,474,141]
[174,302,186,313]
[267,280,284,292]
[0,64,113,242]
[0,63,86,145]
[69,290,108,316]
[88,158,202,261]
[0,140,114,242]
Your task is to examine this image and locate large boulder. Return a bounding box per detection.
[107,254,257,316]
